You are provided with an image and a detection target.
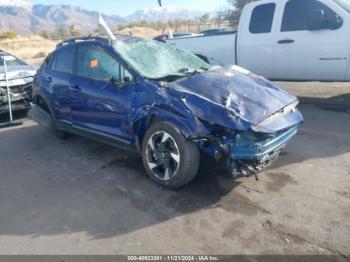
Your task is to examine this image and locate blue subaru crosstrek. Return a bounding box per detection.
[31,36,303,188]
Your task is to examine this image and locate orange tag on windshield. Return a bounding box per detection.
[90,59,98,68]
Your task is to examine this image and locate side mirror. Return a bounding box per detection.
[109,77,124,89]
[123,76,132,83]
[328,15,343,30]
[307,9,326,31]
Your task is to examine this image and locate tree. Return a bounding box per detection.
[220,0,258,26]
[0,30,16,40]
[54,27,69,40]
[199,13,210,24]
[68,25,81,37]
[37,30,50,39]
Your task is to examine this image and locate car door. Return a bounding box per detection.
[274,0,349,81]
[42,45,75,123]
[237,1,277,79]
[70,43,135,141]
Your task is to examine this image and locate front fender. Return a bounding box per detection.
[131,104,210,140]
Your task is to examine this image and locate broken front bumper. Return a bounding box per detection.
[0,83,32,114]
[0,100,31,115]
[198,124,300,176]
[227,126,299,161]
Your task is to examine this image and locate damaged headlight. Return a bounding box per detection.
[0,86,6,96]
[254,100,299,128]
[234,132,257,145]
[197,118,275,145]
[230,131,275,146]
[0,88,7,104]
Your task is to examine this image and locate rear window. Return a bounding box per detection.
[51,46,75,74]
[249,3,276,34]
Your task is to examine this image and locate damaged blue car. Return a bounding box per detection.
[31,36,303,188]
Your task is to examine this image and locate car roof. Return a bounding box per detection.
[56,35,142,48]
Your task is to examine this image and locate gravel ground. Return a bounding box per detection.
[0,82,349,256]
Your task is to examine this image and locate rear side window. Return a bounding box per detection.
[249,3,276,34]
[281,0,342,31]
[77,45,122,81]
[51,46,75,74]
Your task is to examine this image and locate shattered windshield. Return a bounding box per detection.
[114,38,211,80]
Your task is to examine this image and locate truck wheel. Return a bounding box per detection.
[142,121,200,189]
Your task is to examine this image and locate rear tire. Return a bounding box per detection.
[51,118,69,140]
[37,96,69,140]
[142,121,200,189]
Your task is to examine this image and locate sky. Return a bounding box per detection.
[31,0,228,16]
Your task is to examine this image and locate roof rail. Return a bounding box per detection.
[56,36,109,48]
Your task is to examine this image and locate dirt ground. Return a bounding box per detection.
[0,82,349,256]
[0,36,57,61]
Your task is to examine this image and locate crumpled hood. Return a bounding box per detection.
[168,65,298,131]
[0,65,36,87]
[0,65,36,80]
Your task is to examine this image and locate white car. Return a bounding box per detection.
[168,0,350,81]
[0,50,36,115]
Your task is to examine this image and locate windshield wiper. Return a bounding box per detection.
[152,74,185,82]
[177,67,207,76]
[151,67,208,82]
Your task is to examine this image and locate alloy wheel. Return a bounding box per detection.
[146,131,180,181]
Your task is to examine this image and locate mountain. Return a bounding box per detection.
[0,5,41,34]
[0,1,127,35]
[0,1,206,35]
[126,7,206,21]
[31,5,126,32]
[0,0,31,8]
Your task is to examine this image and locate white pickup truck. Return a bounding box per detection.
[168,0,350,81]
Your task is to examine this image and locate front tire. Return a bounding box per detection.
[142,121,200,189]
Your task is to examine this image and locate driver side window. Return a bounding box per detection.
[77,45,121,81]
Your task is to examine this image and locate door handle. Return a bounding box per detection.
[70,85,81,92]
[278,39,295,44]
[45,77,52,83]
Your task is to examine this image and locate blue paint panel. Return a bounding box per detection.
[70,75,134,140]
[169,66,298,130]
[32,37,303,164]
